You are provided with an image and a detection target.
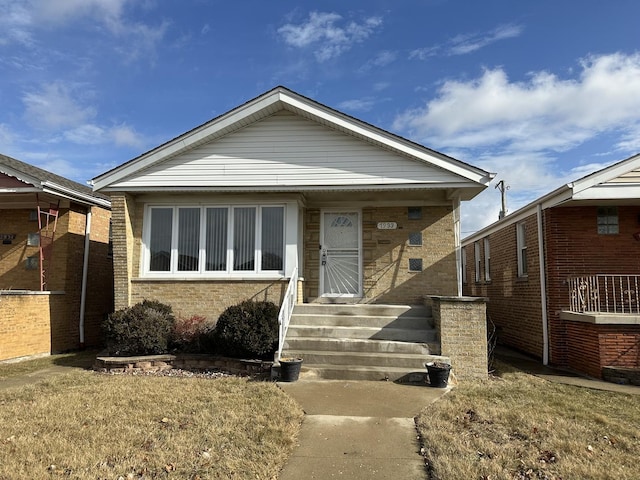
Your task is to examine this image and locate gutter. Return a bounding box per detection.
[79,209,92,347]
[536,204,549,365]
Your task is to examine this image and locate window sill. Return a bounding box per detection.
[133,275,286,282]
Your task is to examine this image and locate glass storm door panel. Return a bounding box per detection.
[321,211,361,296]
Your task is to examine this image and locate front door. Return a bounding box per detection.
[320,210,361,297]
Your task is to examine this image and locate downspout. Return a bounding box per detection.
[536,204,549,365]
[79,208,92,348]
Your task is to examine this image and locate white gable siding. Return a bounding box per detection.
[113,112,464,188]
[606,167,640,184]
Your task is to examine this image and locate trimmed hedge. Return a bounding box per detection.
[103,300,175,356]
[212,300,279,359]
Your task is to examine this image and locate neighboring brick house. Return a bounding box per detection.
[462,153,640,379]
[92,87,494,379]
[0,154,113,361]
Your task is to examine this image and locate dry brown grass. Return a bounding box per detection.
[0,371,303,480]
[417,363,640,480]
[0,350,98,379]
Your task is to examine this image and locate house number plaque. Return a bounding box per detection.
[377,222,397,230]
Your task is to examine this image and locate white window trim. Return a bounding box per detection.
[517,222,527,278]
[474,241,481,283]
[484,237,491,282]
[141,203,287,279]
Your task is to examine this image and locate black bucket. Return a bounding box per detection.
[280,358,303,382]
[426,362,451,388]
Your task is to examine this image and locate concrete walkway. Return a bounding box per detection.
[277,380,448,480]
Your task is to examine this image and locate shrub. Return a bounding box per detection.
[171,315,214,353]
[212,300,279,359]
[103,300,175,356]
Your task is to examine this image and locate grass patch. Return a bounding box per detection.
[0,371,303,479]
[417,362,640,480]
[0,350,98,379]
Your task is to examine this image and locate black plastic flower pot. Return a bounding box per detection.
[426,362,451,388]
[279,358,303,382]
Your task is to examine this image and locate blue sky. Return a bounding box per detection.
[1,0,640,234]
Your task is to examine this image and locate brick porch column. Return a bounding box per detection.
[429,295,489,380]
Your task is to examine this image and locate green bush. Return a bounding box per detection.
[212,300,279,359]
[103,300,175,356]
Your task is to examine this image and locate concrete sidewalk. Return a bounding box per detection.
[277,380,448,480]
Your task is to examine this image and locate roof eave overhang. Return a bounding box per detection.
[42,182,111,209]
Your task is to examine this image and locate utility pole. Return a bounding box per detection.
[495,180,509,219]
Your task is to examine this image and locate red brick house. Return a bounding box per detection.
[0,154,113,361]
[463,153,640,380]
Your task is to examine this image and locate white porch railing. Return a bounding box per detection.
[277,266,298,360]
[568,275,640,313]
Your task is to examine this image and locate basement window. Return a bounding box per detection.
[408,206,422,220]
[408,232,422,246]
[409,258,423,272]
[26,256,38,270]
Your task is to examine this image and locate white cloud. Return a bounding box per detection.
[448,24,523,55]
[0,0,168,62]
[111,124,145,149]
[410,23,523,60]
[394,52,640,235]
[359,50,397,72]
[278,11,382,62]
[23,82,96,130]
[394,53,640,154]
[0,2,34,46]
[338,98,376,112]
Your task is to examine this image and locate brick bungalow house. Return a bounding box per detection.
[462,153,640,380]
[0,154,113,361]
[92,86,494,380]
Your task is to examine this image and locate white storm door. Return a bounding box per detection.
[320,211,361,297]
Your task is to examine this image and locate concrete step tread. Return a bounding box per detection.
[288,325,435,332]
[291,313,431,319]
[281,349,435,359]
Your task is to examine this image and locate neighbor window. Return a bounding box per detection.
[484,237,491,281]
[597,206,618,234]
[461,247,467,284]
[517,222,527,277]
[474,241,481,282]
[145,205,285,275]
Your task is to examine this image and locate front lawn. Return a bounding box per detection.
[0,371,303,479]
[417,362,640,480]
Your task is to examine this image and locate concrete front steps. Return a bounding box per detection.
[280,304,450,382]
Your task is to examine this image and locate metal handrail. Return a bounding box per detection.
[277,266,298,360]
[568,274,640,313]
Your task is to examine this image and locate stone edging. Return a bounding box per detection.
[93,353,273,378]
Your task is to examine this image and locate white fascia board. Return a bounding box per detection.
[42,182,111,208]
[281,93,494,185]
[571,153,640,194]
[0,187,41,193]
[99,181,481,194]
[572,183,640,201]
[93,92,284,191]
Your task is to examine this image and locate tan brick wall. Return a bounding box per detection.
[430,295,488,380]
[130,280,287,321]
[303,206,457,303]
[0,293,67,361]
[111,193,136,311]
[0,204,113,355]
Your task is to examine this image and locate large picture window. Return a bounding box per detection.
[145,205,285,275]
